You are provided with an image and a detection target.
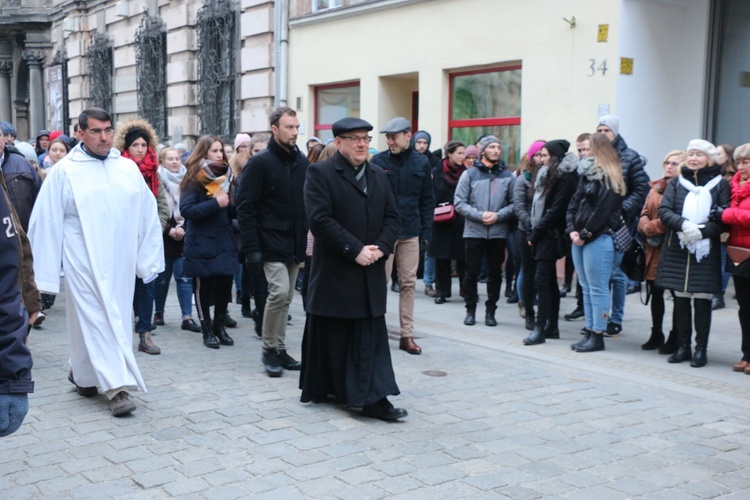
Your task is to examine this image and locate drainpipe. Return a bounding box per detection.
[274,0,288,107]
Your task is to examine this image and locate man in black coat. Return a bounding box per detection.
[596,115,650,337]
[300,117,406,421]
[372,117,434,355]
[237,107,308,377]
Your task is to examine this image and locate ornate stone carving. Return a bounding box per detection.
[22,50,46,67]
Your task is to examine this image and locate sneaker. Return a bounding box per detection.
[626,284,641,295]
[424,285,436,297]
[33,311,46,327]
[278,350,301,370]
[564,307,585,321]
[110,391,136,416]
[604,322,622,337]
[262,349,283,377]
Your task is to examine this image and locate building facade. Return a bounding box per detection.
[0,0,277,145]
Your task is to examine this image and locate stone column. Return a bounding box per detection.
[22,50,46,135]
[0,61,12,122]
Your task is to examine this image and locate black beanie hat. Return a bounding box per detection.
[124,128,150,150]
[543,139,570,161]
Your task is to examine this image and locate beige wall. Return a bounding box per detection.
[288,0,622,156]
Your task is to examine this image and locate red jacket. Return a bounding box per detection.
[722,171,750,249]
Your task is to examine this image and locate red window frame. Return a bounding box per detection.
[448,65,522,134]
[313,81,360,137]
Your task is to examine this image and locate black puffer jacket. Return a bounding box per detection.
[655,164,730,294]
[612,135,650,222]
[566,158,624,242]
[1,146,41,232]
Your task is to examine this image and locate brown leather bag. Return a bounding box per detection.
[727,245,750,265]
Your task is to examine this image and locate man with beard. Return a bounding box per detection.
[300,117,405,421]
[237,107,308,377]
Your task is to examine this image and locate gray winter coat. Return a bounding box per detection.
[454,160,515,239]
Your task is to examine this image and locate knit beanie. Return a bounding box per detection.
[464,145,480,159]
[527,140,546,159]
[687,139,718,165]
[14,142,38,164]
[597,114,620,137]
[734,143,750,161]
[49,130,63,141]
[124,127,150,151]
[479,135,501,153]
[234,133,252,150]
[413,130,431,147]
[543,140,571,161]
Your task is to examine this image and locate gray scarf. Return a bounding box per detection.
[530,165,548,228]
[158,164,187,226]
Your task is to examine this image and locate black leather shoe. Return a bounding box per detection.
[464,312,476,326]
[575,332,605,352]
[278,350,301,370]
[435,296,447,304]
[564,307,585,321]
[214,326,235,346]
[571,329,593,350]
[262,349,283,377]
[525,314,535,331]
[690,348,707,367]
[641,328,664,350]
[485,310,497,327]
[506,292,519,304]
[559,284,571,297]
[543,322,560,339]
[224,314,237,328]
[153,312,165,326]
[668,345,692,363]
[361,398,407,421]
[523,325,545,345]
[181,318,201,332]
[241,306,252,318]
[659,330,678,355]
[68,370,98,397]
[391,282,400,293]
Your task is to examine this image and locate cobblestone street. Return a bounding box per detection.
[2,278,750,498]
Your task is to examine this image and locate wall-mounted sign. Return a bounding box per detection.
[598,24,609,43]
[620,57,634,75]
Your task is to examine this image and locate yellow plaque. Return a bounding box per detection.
[598,24,609,42]
[620,57,634,75]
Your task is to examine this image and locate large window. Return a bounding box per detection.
[449,66,522,166]
[313,82,360,142]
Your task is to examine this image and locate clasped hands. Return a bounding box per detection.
[168,226,185,241]
[355,245,384,267]
[569,231,585,247]
[678,220,703,244]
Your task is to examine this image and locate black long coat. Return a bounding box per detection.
[655,164,730,294]
[304,152,399,319]
[428,162,464,260]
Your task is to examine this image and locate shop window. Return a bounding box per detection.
[449,66,522,166]
[314,82,360,142]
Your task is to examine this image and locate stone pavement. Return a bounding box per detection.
[2,277,750,498]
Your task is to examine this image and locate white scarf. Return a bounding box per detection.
[678,173,721,262]
[158,164,187,226]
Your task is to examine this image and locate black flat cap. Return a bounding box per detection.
[332,117,373,137]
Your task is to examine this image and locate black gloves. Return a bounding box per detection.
[420,239,430,255]
[709,205,724,222]
[245,251,264,275]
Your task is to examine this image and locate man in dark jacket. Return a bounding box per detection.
[0,130,42,232]
[237,107,308,377]
[0,174,34,437]
[372,117,434,355]
[412,130,439,298]
[596,115,650,336]
[300,117,405,421]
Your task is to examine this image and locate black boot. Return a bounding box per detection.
[642,328,664,350]
[464,305,476,326]
[525,310,535,331]
[213,313,235,346]
[691,298,712,367]
[254,308,264,337]
[668,297,692,363]
[485,308,497,327]
[571,328,592,350]
[575,332,605,352]
[278,349,301,370]
[691,348,707,367]
[659,330,678,355]
[201,319,220,349]
[262,348,283,377]
[543,321,560,339]
[523,322,545,345]
[668,344,692,363]
[224,314,238,328]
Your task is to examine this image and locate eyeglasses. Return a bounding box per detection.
[87,127,115,136]
[339,135,372,144]
[663,161,681,167]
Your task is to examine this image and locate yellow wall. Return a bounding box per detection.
[287,0,622,156]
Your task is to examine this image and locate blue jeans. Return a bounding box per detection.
[517,266,524,304]
[721,243,730,293]
[423,252,435,286]
[609,251,626,324]
[571,234,615,332]
[154,256,194,319]
[134,278,155,333]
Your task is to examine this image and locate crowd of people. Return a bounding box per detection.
[2,105,750,431]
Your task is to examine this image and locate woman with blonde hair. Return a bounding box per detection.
[638,150,686,352]
[566,133,627,353]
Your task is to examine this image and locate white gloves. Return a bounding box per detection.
[679,220,703,243]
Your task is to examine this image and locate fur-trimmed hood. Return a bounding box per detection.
[113,118,159,153]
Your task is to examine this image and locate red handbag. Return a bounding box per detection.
[434,203,456,224]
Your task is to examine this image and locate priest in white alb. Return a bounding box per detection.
[28,108,164,417]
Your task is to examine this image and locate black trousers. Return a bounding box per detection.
[673,296,712,348]
[194,275,233,324]
[647,280,665,331]
[735,275,750,360]
[435,258,464,299]
[517,229,535,315]
[463,238,506,309]
[535,259,560,325]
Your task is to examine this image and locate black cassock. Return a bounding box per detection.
[299,152,401,407]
